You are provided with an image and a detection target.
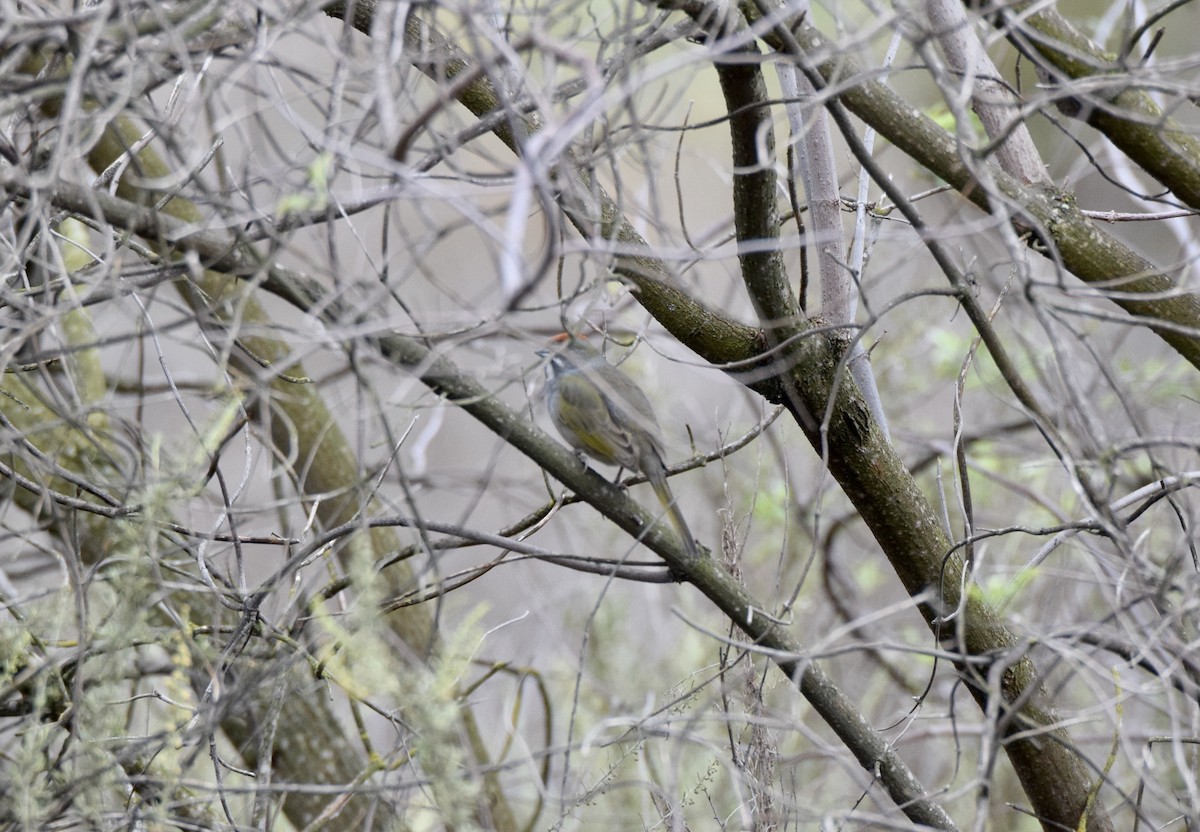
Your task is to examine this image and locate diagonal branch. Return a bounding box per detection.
[991,3,1200,209]
[320,3,1121,830]
[737,0,1200,372]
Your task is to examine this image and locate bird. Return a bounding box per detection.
[538,336,700,559]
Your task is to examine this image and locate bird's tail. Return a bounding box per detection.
[644,451,701,560]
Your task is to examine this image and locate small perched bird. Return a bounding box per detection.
[538,337,700,559]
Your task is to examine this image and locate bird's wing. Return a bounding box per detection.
[554,375,640,468]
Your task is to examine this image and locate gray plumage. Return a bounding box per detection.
[540,339,700,560]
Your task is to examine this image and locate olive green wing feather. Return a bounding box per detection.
[551,374,640,468]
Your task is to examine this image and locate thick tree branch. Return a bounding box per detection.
[737,0,1200,371]
[992,3,1200,209]
[713,45,800,332]
[319,4,1119,830]
[924,0,1051,185]
[13,47,516,828]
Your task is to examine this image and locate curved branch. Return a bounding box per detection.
[739,0,1200,372]
[994,3,1200,209]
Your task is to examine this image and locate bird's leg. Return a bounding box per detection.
[612,467,630,492]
